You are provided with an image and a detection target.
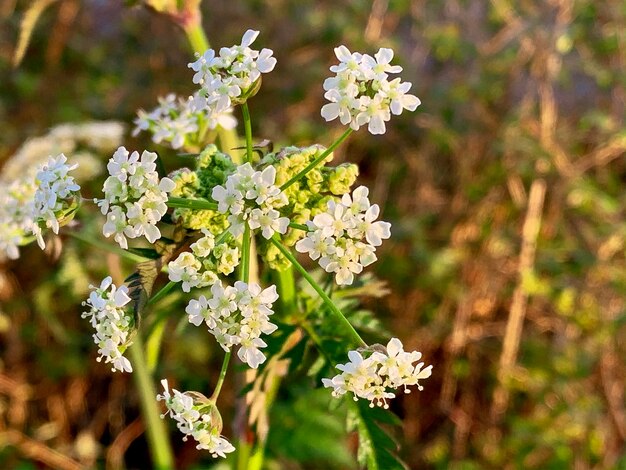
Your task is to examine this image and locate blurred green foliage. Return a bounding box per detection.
[0,0,625,469]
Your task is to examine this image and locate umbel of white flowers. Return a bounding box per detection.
[186,281,279,369]
[212,163,290,239]
[30,154,81,249]
[132,93,237,150]
[323,338,433,409]
[188,29,277,112]
[321,46,420,134]
[81,277,134,373]
[157,379,235,458]
[168,228,241,292]
[96,146,176,249]
[296,185,391,285]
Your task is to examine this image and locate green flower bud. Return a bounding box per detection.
[169,168,200,198]
[173,208,228,232]
[326,163,359,195]
[196,145,236,199]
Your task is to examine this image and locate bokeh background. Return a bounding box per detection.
[1,0,625,469]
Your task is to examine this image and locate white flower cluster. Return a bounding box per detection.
[29,154,81,249]
[0,179,37,260]
[189,29,277,111]
[157,379,235,458]
[133,93,236,150]
[186,281,278,369]
[0,122,122,260]
[321,46,420,134]
[96,146,176,249]
[212,163,290,239]
[81,276,133,373]
[168,229,240,292]
[296,185,390,285]
[323,338,433,408]
[2,121,123,183]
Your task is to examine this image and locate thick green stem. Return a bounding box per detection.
[129,335,175,470]
[280,128,353,191]
[241,102,254,163]
[146,317,167,373]
[167,197,218,211]
[269,237,367,348]
[275,265,297,318]
[211,351,232,401]
[183,19,209,54]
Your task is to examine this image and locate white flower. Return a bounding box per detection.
[361,48,402,80]
[168,252,203,292]
[321,45,420,134]
[323,338,432,408]
[248,207,289,239]
[29,154,81,249]
[157,379,235,458]
[97,147,175,248]
[133,94,236,150]
[191,229,216,257]
[212,163,290,239]
[295,230,335,261]
[185,280,278,368]
[0,123,121,260]
[189,29,276,111]
[380,78,421,115]
[297,185,390,285]
[168,229,236,292]
[81,277,133,373]
[0,179,37,260]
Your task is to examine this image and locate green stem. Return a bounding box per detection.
[280,128,353,191]
[167,197,218,211]
[147,281,177,306]
[68,231,148,264]
[211,351,232,401]
[288,222,309,231]
[241,102,254,164]
[183,20,209,54]
[216,228,232,246]
[129,335,175,470]
[146,317,167,373]
[241,225,251,284]
[275,265,297,318]
[269,237,366,347]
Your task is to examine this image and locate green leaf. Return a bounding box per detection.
[347,400,408,470]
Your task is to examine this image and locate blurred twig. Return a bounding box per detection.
[0,430,84,470]
[490,178,546,424]
[106,418,144,470]
[13,0,59,67]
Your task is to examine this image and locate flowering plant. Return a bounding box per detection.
[2,27,431,468]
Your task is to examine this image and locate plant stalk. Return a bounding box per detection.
[269,237,366,347]
[280,128,353,191]
[211,351,232,401]
[241,102,254,163]
[166,197,218,211]
[129,335,175,470]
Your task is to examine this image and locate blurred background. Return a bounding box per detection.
[0,0,625,468]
